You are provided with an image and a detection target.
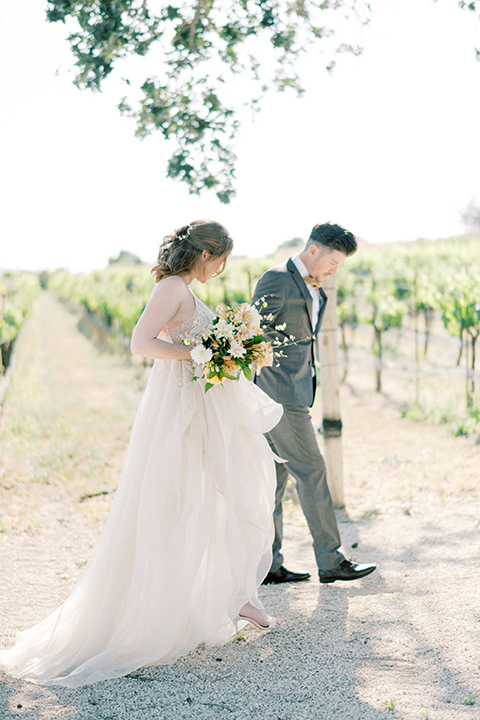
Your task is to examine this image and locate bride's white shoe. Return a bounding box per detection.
[238,614,282,630]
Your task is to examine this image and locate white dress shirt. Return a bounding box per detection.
[292,254,320,328]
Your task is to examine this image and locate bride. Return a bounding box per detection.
[0,220,283,688]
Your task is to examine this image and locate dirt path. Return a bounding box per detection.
[0,293,479,720]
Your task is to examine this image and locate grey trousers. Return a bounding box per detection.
[265,404,345,573]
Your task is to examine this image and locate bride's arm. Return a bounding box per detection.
[130,277,193,360]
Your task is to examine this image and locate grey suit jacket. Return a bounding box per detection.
[252,258,327,407]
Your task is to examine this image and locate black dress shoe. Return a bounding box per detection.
[319,559,376,584]
[262,566,311,585]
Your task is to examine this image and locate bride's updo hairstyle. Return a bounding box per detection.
[152,220,233,282]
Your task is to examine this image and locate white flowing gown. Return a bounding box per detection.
[0,294,282,687]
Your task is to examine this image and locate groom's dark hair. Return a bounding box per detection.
[308,222,357,256]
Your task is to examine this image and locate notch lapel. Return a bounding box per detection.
[286,258,315,330]
[315,287,328,335]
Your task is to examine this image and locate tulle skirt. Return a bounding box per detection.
[0,359,282,687]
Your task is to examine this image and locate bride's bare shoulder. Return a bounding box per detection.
[151,275,189,298]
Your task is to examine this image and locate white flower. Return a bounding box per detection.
[246,306,261,326]
[236,324,250,341]
[190,344,213,365]
[230,339,246,358]
[214,318,235,340]
[275,323,287,331]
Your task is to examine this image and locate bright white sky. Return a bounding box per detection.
[1,0,479,272]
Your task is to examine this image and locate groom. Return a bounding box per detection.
[252,222,376,584]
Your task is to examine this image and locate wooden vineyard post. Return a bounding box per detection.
[317,275,344,508]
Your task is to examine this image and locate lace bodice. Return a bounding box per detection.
[164,294,214,345]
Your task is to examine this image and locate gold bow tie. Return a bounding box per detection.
[304,276,321,289]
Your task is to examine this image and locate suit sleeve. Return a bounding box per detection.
[251,271,286,329]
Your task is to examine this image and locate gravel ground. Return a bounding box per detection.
[0,294,479,720]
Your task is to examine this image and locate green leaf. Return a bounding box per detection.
[45,0,372,200]
[242,365,252,381]
[245,334,264,345]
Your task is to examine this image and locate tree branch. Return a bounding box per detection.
[189,0,210,49]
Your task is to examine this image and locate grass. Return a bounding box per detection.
[362,507,381,519]
[0,293,143,534]
[384,699,396,711]
[401,400,480,438]
[342,321,480,439]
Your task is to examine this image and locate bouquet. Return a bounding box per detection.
[184,303,274,392]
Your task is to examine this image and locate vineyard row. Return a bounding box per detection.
[2,234,480,431]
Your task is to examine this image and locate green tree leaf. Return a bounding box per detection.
[46,0,370,200]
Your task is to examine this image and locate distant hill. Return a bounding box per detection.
[108,250,143,265]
